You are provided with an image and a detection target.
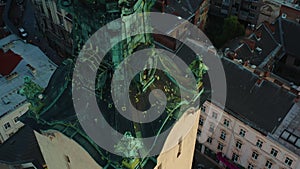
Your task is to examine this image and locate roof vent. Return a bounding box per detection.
[282,13,287,19]
[255,30,262,41]
[38,94,43,100]
[1,97,10,105]
[256,47,262,54]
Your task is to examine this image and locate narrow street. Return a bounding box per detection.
[3,0,63,65]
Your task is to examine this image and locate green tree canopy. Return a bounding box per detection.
[223,15,245,40]
[205,15,245,48]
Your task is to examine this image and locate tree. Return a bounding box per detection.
[205,15,245,48]
[223,15,245,40]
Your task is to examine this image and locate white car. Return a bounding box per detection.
[18,27,28,38]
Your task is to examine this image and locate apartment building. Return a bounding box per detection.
[258,0,300,25]
[273,0,300,23]
[0,35,56,143]
[31,0,73,57]
[197,57,300,169]
[257,0,281,25]
[209,0,262,24]
[224,16,300,86]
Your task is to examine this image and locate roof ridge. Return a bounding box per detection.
[262,22,280,47]
[278,17,286,53]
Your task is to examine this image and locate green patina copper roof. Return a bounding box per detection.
[21,1,207,168]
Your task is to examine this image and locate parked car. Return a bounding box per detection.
[18,27,28,38]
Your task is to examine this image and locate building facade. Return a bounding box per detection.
[0,34,56,143]
[0,103,29,143]
[198,101,300,169]
[32,0,211,58]
[197,57,300,169]
[17,0,208,169]
[0,108,201,169]
[153,0,210,30]
[224,16,300,86]
[32,0,73,57]
[258,0,300,26]
[257,0,281,25]
[209,0,262,24]
[272,0,300,23]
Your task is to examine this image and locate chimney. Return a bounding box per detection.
[264,71,270,77]
[227,51,237,60]
[255,30,262,40]
[254,69,261,76]
[294,95,300,102]
[256,78,263,86]
[245,28,253,36]
[242,39,256,51]
[274,79,283,86]
[244,60,250,67]
[290,88,299,95]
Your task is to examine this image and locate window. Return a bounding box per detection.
[220,130,226,140]
[247,163,254,169]
[250,5,257,10]
[236,140,242,149]
[252,151,259,159]
[295,139,300,148]
[270,148,278,157]
[207,137,212,144]
[209,123,215,132]
[249,13,256,18]
[281,131,290,139]
[239,129,246,137]
[64,155,70,163]
[8,132,14,137]
[256,139,263,148]
[197,130,201,136]
[284,157,293,166]
[288,135,297,143]
[3,122,11,130]
[223,119,230,127]
[232,153,239,162]
[212,112,218,119]
[265,160,272,169]
[177,139,182,158]
[199,116,204,126]
[281,130,300,147]
[201,106,206,112]
[13,116,20,123]
[217,143,224,151]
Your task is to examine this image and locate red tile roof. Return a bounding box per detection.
[0,49,22,76]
